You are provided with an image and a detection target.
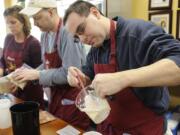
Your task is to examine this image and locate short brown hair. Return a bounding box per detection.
[63,0,102,25]
[4,5,31,36]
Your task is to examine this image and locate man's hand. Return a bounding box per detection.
[13,68,40,83]
[92,72,129,98]
[67,66,86,88]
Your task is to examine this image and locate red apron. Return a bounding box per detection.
[44,19,90,130]
[95,20,164,135]
[4,37,27,73]
[3,36,44,109]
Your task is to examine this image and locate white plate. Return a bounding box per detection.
[83,131,102,135]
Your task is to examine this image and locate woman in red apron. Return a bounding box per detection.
[0,5,44,109]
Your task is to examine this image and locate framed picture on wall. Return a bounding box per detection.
[149,0,172,10]
[149,10,172,34]
[176,10,180,40]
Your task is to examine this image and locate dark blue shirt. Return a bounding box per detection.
[82,16,180,114]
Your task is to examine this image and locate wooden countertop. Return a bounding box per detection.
[0,94,84,135]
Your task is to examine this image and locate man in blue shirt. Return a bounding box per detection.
[64,1,180,135]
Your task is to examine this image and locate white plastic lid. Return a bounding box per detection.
[0,99,11,109]
[83,131,102,135]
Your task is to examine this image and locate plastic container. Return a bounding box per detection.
[75,86,111,124]
[10,101,40,135]
[0,99,12,129]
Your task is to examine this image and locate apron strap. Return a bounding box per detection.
[109,20,117,69]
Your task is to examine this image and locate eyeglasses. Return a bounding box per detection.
[74,35,80,43]
[75,18,87,35]
[73,18,87,43]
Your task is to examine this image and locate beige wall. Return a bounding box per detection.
[132,0,148,20]
[4,0,17,8]
[107,0,132,18]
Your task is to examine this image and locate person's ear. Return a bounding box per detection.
[89,7,101,19]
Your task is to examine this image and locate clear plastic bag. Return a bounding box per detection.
[6,63,32,90]
[0,63,32,93]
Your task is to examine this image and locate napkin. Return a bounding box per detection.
[56,125,81,135]
[39,111,56,124]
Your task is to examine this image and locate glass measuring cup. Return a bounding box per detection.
[75,86,111,124]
